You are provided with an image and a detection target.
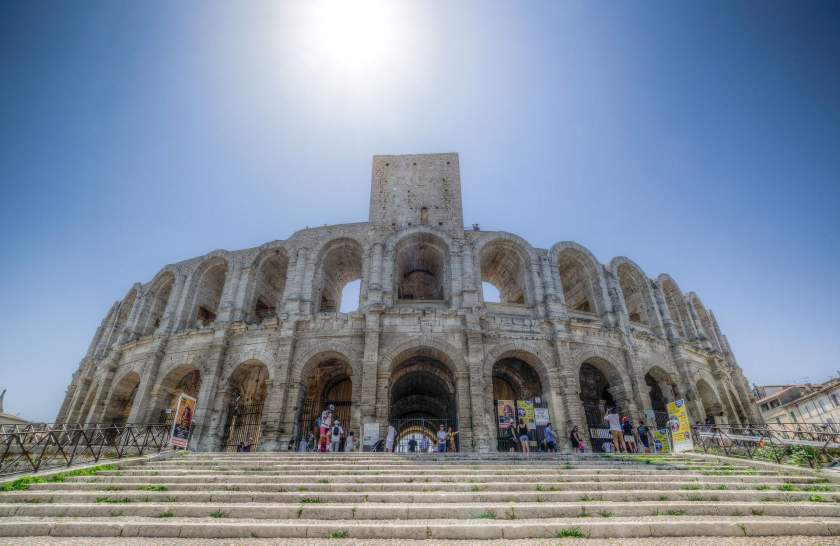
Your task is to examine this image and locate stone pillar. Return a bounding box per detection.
[232,265,255,323]
[460,240,479,307]
[158,273,187,334]
[261,328,297,450]
[464,327,488,451]
[359,311,382,424]
[455,370,474,450]
[192,330,232,451]
[126,338,170,423]
[367,242,384,305]
[215,260,242,324]
[554,337,589,450]
[84,358,119,424]
[285,247,309,314]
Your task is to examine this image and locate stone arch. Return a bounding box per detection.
[380,337,465,376]
[610,257,660,330]
[110,286,139,345]
[574,351,635,447]
[643,365,675,426]
[219,360,270,451]
[102,371,141,426]
[291,349,357,446]
[695,377,725,424]
[657,274,692,339]
[290,341,360,386]
[688,293,720,350]
[551,242,605,315]
[248,247,289,322]
[390,229,451,302]
[311,238,364,313]
[140,269,176,336]
[475,234,536,305]
[185,255,230,328]
[149,363,202,421]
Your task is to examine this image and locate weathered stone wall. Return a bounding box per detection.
[56,153,762,451]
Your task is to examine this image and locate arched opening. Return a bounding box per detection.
[695,378,724,425]
[103,372,140,426]
[558,250,596,313]
[192,259,228,327]
[492,357,546,452]
[340,279,361,312]
[222,361,269,451]
[145,272,174,335]
[690,295,718,348]
[617,263,651,326]
[112,288,138,342]
[644,369,671,428]
[153,366,202,425]
[395,233,448,301]
[314,240,363,313]
[389,355,457,451]
[296,358,353,448]
[578,360,623,451]
[251,251,288,322]
[661,278,689,339]
[479,241,528,305]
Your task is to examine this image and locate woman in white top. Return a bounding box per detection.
[385,424,396,452]
[345,431,355,452]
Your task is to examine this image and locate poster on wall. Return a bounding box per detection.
[517,400,536,430]
[497,400,516,429]
[362,422,380,452]
[169,393,197,449]
[534,407,550,426]
[667,399,694,453]
[652,428,671,453]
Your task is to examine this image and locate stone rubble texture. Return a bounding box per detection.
[55,153,761,451]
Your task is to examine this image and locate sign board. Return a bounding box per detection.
[667,399,694,453]
[497,400,515,429]
[652,428,671,453]
[169,393,196,449]
[534,407,550,426]
[362,422,379,452]
[517,400,536,430]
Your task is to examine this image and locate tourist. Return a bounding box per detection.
[621,417,636,453]
[568,425,585,453]
[419,435,430,453]
[385,423,397,452]
[330,419,343,453]
[345,430,355,452]
[437,424,448,452]
[408,437,417,452]
[637,420,651,453]
[319,404,334,453]
[507,425,518,452]
[516,418,530,454]
[604,408,625,453]
[447,426,459,453]
[298,435,308,452]
[602,440,615,453]
[543,422,557,452]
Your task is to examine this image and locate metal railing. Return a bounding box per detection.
[0,423,173,477]
[692,422,840,468]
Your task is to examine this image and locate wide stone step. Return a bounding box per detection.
[3,501,840,520]
[1,516,839,539]
[4,489,839,503]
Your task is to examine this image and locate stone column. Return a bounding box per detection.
[126,338,170,423]
[192,330,232,451]
[455,370,474,450]
[261,327,297,450]
[285,248,309,315]
[158,273,187,334]
[359,311,382,425]
[464,327,488,451]
[460,240,479,307]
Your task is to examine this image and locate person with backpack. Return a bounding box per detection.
[637,420,652,453]
[330,419,343,453]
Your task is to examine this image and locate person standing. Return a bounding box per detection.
[319,405,334,453]
[436,424,448,452]
[419,435,430,453]
[543,422,557,452]
[621,417,636,453]
[345,430,355,452]
[385,424,397,452]
[569,425,584,453]
[516,418,530,454]
[408,437,417,452]
[446,426,459,453]
[330,419,343,453]
[637,420,651,453]
[604,408,625,453]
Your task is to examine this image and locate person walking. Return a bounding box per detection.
[446,426,459,453]
[516,418,530,454]
[637,420,651,453]
[345,430,355,452]
[621,417,636,453]
[604,408,626,453]
[419,435,430,453]
[436,424,448,452]
[385,424,397,452]
[543,422,557,452]
[330,419,343,453]
[569,425,584,453]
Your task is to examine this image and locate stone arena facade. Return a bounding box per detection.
[56,153,760,452]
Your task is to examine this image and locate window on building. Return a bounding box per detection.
[832,393,840,408]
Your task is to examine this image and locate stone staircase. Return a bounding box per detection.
[2,452,840,540]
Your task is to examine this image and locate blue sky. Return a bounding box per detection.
[1,1,839,422]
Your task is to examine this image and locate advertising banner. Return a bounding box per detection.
[534,407,550,426]
[652,428,671,453]
[169,393,196,449]
[517,400,536,430]
[667,399,694,453]
[497,400,516,429]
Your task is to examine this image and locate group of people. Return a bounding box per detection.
[385,423,459,453]
[602,407,654,453]
[298,403,357,452]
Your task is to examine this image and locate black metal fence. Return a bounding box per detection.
[692,422,840,468]
[390,417,458,453]
[0,423,172,477]
[222,403,264,452]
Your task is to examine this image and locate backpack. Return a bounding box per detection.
[333,425,340,436]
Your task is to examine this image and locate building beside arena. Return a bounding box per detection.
[56,153,760,451]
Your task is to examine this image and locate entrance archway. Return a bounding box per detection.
[578,360,624,451]
[103,372,141,426]
[389,355,457,451]
[492,358,545,452]
[152,366,202,425]
[221,361,269,451]
[696,378,724,424]
[644,367,674,428]
[296,358,353,448]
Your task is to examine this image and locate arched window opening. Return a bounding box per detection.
[695,379,724,425]
[617,264,649,326]
[103,372,141,426]
[579,360,624,451]
[559,252,595,313]
[482,282,501,303]
[315,240,363,313]
[251,252,288,322]
[395,233,448,301]
[339,279,361,312]
[153,367,202,425]
[480,241,527,305]
[193,260,227,327]
[147,273,174,334]
[661,279,689,338]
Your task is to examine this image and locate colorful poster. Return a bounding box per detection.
[169,393,196,449]
[517,400,535,430]
[534,407,550,426]
[497,400,516,429]
[667,399,694,453]
[652,428,671,453]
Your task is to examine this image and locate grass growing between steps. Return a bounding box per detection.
[209,511,227,518]
[1,464,118,491]
[556,527,586,538]
[96,497,132,504]
[473,510,496,519]
[329,530,349,539]
[140,484,167,492]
